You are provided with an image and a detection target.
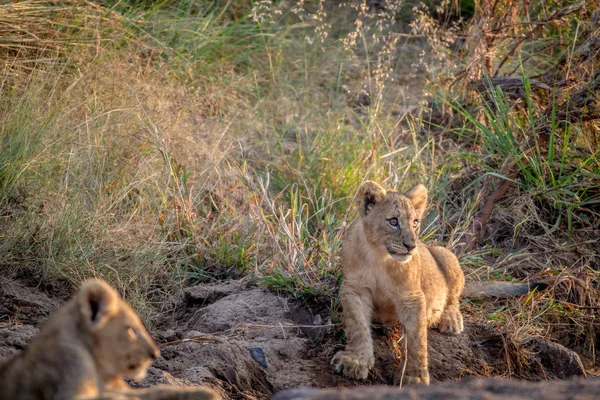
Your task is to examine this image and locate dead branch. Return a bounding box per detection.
[462,166,518,253]
[493,2,586,77]
[470,77,551,101]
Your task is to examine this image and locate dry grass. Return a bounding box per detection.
[0,1,242,320]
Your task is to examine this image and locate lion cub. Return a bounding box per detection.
[331,181,465,385]
[0,278,219,400]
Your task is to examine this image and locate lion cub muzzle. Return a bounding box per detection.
[120,321,160,381]
[387,237,417,263]
[126,333,160,380]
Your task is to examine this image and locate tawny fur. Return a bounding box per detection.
[331,181,465,385]
[0,279,219,400]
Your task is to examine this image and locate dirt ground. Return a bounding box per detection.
[0,276,588,399]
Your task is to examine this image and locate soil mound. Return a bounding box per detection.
[0,278,588,399]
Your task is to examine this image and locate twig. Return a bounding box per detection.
[493,2,585,77]
[230,322,340,332]
[162,335,226,346]
[561,301,600,310]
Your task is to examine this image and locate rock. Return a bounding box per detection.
[0,323,39,361]
[248,346,268,368]
[177,283,335,393]
[427,323,477,382]
[186,288,288,336]
[0,279,60,324]
[537,340,586,379]
[354,89,371,107]
[159,340,272,394]
[155,329,180,342]
[0,324,39,349]
[272,377,600,400]
[0,324,40,368]
[180,366,216,383]
[184,330,206,339]
[184,280,248,308]
[288,306,329,342]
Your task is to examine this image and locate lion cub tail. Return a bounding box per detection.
[463,280,548,298]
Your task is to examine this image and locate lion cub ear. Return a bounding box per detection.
[405,184,428,219]
[358,181,387,216]
[78,279,119,331]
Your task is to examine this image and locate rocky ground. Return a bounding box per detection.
[0,277,590,399]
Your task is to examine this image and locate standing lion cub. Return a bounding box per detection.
[0,278,219,400]
[331,181,540,385]
[332,181,462,385]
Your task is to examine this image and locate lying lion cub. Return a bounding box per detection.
[0,278,219,400]
[332,181,541,385]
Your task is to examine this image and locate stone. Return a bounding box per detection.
[248,346,268,369]
[537,340,586,379]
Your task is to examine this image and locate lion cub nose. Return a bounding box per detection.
[404,242,416,253]
[148,344,160,360]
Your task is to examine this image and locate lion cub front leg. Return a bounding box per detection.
[437,298,464,334]
[394,294,430,386]
[331,288,374,380]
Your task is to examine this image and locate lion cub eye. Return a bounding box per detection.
[387,218,400,229]
[413,219,419,228]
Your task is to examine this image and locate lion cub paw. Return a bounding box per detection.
[331,351,374,380]
[438,308,464,335]
[394,370,430,386]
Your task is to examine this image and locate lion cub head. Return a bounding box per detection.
[77,279,160,381]
[357,181,427,263]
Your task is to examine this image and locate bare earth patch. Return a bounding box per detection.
[0,278,588,399]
